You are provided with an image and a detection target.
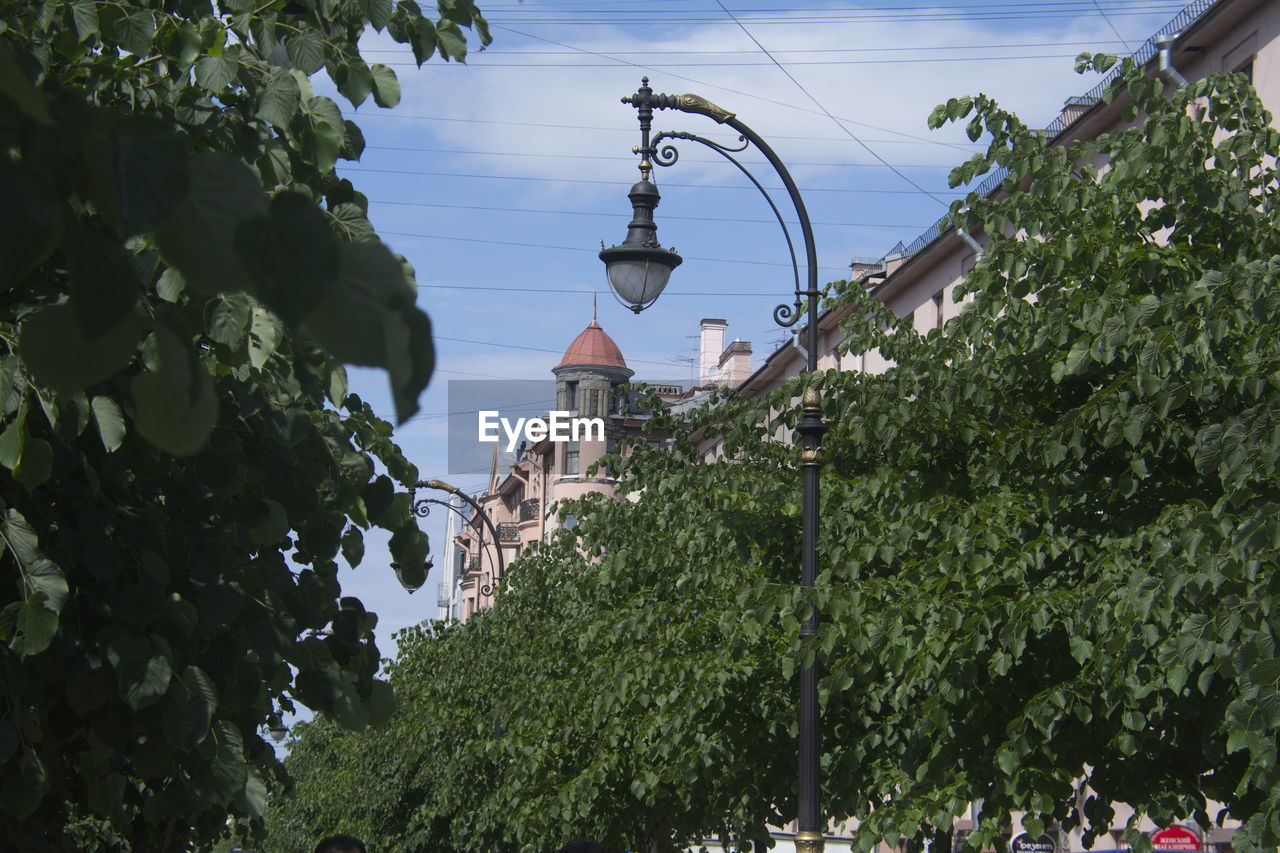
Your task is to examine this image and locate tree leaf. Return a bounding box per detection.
[168,20,201,67]
[334,59,373,107]
[111,11,156,56]
[120,655,173,710]
[71,0,99,41]
[194,46,240,92]
[256,69,301,127]
[249,498,289,545]
[0,404,25,469]
[365,678,396,727]
[435,20,467,62]
[156,151,268,296]
[0,40,51,124]
[234,192,338,326]
[285,27,325,75]
[207,292,254,348]
[91,396,125,452]
[64,218,142,341]
[0,163,60,286]
[19,303,143,395]
[8,595,58,657]
[370,63,400,107]
[112,116,191,237]
[292,95,345,173]
[131,329,218,456]
[13,437,52,490]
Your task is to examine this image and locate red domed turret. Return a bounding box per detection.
[555,318,628,371]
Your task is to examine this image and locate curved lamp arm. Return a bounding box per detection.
[414,479,506,596]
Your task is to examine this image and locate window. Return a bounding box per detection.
[564,381,578,411]
[933,292,945,329]
[564,440,579,475]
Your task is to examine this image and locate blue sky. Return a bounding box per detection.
[321,0,1190,656]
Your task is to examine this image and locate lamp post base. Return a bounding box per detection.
[795,830,826,853]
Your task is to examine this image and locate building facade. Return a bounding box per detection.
[451,313,753,621]
[699,1,1278,851]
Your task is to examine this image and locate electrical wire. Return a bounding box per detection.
[343,166,969,197]
[359,39,1133,57]
[376,53,1090,67]
[712,0,952,208]
[475,3,1183,24]
[433,335,691,369]
[420,283,798,296]
[485,23,985,154]
[354,110,983,150]
[368,197,932,230]
[382,230,851,271]
[365,144,950,171]
[1091,0,1135,52]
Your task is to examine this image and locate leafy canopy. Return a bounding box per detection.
[0,0,488,848]
[266,58,1280,853]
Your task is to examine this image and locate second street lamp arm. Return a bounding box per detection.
[414,478,506,595]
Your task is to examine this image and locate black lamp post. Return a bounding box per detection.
[601,78,829,853]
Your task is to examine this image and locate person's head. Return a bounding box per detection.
[314,834,367,853]
[558,841,605,853]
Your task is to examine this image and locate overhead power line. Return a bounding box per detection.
[359,39,1132,57]
[433,335,686,369]
[420,283,805,297]
[486,24,984,154]
[376,53,1090,67]
[356,112,982,150]
[368,197,932,230]
[713,0,952,208]
[343,166,969,197]
[477,0,1175,9]
[382,230,850,272]
[476,4,1183,24]
[364,143,953,171]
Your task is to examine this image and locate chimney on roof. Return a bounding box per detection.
[851,256,887,287]
[1059,96,1094,130]
[699,318,727,385]
[718,339,753,387]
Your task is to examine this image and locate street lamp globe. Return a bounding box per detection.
[599,178,682,312]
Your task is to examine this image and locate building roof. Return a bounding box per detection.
[555,319,628,371]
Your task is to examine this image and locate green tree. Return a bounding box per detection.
[267,58,1280,853]
[0,0,489,848]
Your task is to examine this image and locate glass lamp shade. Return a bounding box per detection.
[600,245,683,312]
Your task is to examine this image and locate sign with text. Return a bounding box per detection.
[1151,827,1201,851]
[445,380,694,474]
[1012,833,1057,853]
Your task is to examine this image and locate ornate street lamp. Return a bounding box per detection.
[602,78,829,853]
[598,177,682,313]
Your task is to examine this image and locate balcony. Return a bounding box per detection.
[466,554,481,572]
[497,522,520,542]
[519,498,540,523]
[436,583,451,609]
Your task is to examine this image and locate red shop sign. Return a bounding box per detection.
[1151,827,1201,851]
